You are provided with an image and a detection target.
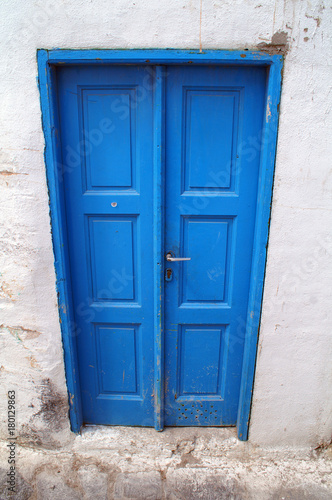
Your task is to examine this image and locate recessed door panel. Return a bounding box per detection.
[181,217,231,304]
[82,88,136,190]
[88,216,137,302]
[178,326,224,396]
[95,324,140,395]
[183,89,240,192]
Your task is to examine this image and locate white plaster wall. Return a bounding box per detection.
[0,0,331,448]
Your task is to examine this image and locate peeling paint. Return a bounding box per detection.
[305,13,321,28]
[257,30,289,55]
[0,170,21,176]
[0,282,15,301]
[1,324,42,341]
[25,355,40,369]
[266,96,272,123]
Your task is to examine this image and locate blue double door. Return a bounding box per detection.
[57,64,266,427]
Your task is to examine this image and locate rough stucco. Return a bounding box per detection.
[0,426,332,499]
[0,0,331,452]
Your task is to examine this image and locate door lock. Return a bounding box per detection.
[165,268,173,281]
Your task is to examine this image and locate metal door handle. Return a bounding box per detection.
[166,252,191,262]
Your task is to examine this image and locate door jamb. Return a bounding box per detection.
[37,48,283,441]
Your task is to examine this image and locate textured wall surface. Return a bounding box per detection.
[0,0,331,449]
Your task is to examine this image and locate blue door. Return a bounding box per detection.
[164,66,266,425]
[57,64,266,427]
[57,66,155,425]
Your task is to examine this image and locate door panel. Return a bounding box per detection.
[181,217,230,303]
[82,88,135,189]
[164,65,266,426]
[57,66,155,425]
[184,89,239,192]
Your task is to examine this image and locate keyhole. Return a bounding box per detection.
[165,268,173,281]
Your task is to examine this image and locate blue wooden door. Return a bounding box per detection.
[57,66,155,426]
[57,64,266,427]
[164,65,266,426]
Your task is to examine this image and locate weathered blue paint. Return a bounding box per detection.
[153,66,165,431]
[37,50,83,433]
[237,59,283,440]
[45,48,278,66]
[37,49,282,440]
[164,65,267,427]
[56,65,155,426]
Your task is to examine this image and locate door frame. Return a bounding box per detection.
[37,49,283,440]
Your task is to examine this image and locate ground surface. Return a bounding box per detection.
[0,427,331,499]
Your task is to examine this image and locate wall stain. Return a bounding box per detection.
[0,282,15,301]
[257,30,289,55]
[35,378,69,432]
[1,324,42,341]
[25,355,40,369]
[19,378,70,449]
[305,13,321,28]
[199,0,203,53]
[0,170,21,176]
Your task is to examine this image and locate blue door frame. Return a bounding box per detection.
[37,49,283,441]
